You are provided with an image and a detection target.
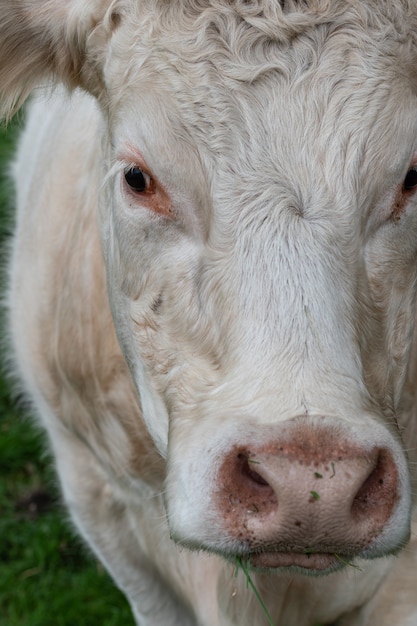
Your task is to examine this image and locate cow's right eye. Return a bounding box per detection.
[124,167,154,193]
[403,167,417,192]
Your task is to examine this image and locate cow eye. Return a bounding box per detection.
[124,167,153,193]
[403,167,417,192]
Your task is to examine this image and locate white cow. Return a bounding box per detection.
[1,1,417,624]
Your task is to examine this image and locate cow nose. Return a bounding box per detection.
[216,425,400,568]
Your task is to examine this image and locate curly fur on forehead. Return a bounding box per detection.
[112,0,417,89]
[106,0,417,176]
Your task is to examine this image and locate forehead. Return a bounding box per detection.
[106,1,417,181]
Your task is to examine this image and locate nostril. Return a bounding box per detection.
[351,449,398,525]
[237,453,270,487]
[219,452,278,520]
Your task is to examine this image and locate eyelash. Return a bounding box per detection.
[124,166,154,194]
[121,159,173,218]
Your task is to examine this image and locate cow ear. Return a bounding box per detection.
[0,0,120,120]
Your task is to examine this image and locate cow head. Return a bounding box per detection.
[2,0,417,574]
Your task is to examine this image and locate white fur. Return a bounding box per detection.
[2,1,417,624]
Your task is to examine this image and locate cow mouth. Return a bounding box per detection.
[243,551,354,573]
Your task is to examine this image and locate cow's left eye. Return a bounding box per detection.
[124,167,154,193]
[403,167,417,192]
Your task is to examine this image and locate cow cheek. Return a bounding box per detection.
[362,220,417,411]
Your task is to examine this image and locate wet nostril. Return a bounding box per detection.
[351,449,398,524]
[237,453,270,487]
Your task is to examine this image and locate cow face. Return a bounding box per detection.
[2,0,417,575]
[93,2,417,573]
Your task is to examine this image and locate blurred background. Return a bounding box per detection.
[0,117,135,626]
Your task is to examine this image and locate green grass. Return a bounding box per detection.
[0,121,135,625]
[235,558,274,626]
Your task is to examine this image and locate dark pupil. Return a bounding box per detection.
[404,168,417,191]
[125,167,147,192]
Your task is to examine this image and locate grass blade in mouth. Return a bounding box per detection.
[234,556,345,625]
[235,557,274,625]
[333,554,362,572]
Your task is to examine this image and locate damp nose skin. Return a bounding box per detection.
[215,422,405,571]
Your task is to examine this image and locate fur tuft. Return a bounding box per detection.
[0,0,119,120]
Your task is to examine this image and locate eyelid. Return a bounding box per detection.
[124,165,155,193]
[117,152,174,218]
[117,145,148,168]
